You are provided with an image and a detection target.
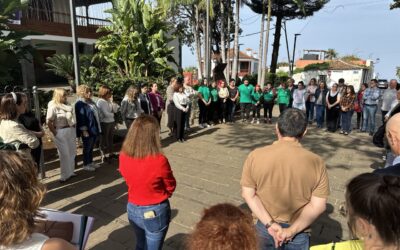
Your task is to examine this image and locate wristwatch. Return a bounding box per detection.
[265,220,277,229]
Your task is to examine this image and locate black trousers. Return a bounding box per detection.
[198,100,209,124]
[279,104,288,114]
[174,107,186,140]
[208,101,218,123]
[240,103,252,120]
[252,104,261,118]
[381,110,388,124]
[263,102,274,119]
[220,100,228,122]
[326,107,340,132]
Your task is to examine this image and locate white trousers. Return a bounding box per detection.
[54,127,76,180]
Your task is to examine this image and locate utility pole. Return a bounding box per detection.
[260,0,272,87]
[205,0,211,83]
[69,0,80,90]
[291,33,301,76]
[283,21,292,76]
[257,0,265,86]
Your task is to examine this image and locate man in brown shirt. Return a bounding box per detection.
[241,108,329,250]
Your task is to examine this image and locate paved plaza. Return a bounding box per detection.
[41,113,383,250]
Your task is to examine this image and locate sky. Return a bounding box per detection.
[182,0,400,79]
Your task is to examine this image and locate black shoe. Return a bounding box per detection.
[369,132,374,136]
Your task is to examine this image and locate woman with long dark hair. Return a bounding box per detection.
[355,83,368,130]
[325,83,341,132]
[315,81,328,128]
[198,79,211,128]
[340,85,356,135]
[262,83,276,124]
[173,82,189,142]
[119,115,176,250]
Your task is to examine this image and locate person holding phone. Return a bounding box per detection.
[119,115,176,250]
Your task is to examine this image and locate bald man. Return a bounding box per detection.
[374,113,400,176]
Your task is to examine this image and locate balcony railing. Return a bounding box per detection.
[15,7,110,28]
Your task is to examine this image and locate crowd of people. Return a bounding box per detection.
[0,75,400,250]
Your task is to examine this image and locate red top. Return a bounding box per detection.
[119,152,176,206]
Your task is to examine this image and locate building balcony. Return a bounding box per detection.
[9,7,110,39]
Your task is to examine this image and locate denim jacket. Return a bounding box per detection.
[75,99,101,137]
[314,88,328,106]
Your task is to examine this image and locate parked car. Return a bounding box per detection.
[378,79,388,89]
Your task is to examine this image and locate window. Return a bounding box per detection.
[240,62,249,72]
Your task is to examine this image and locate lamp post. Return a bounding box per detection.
[69,0,80,90]
[291,33,301,76]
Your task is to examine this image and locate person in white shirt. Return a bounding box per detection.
[121,86,144,129]
[218,80,229,123]
[292,81,306,111]
[385,89,400,120]
[97,85,119,163]
[173,82,189,142]
[381,79,398,124]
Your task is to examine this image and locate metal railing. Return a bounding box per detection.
[16,7,110,28]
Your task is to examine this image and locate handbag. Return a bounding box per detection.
[34,220,74,242]
[372,124,385,148]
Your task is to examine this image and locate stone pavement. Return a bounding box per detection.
[41,113,384,249]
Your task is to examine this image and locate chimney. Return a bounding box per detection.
[246,48,253,57]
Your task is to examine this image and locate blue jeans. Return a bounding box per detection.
[227,100,236,122]
[82,135,97,166]
[306,101,315,122]
[315,104,325,128]
[127,200,171,250]
[362,104,377,133]
[341,110,354,133]
[256,220,309,250]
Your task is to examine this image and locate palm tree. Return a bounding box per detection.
[325,49,338,60]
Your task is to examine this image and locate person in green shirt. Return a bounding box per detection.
[238,79,254,122]
[251,84,263,124]
[263,83,276,124]
[209,81,219,125]
[197,79,211,128]
[277,82,291,114]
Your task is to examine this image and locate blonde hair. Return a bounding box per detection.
[125,86,139,102]
[77,84,91,98]
[0,151,46,246]
[52,88,67,105]
[121,115,162,158]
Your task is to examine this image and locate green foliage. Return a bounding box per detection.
[277,62,290,67]
[325,48,338,59]
[304,62,329,71]
[293,67,304,74]
[95,0,177,79]
[396,67,400,79]
[341,55,362,62]
[183,66,197,72]
[45,54,74,81]
[0,0,36,84]
[391,0,400,9]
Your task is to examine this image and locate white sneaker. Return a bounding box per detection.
[206,124,211,128]
[83,165,95,171]
[199,124,205,128]
[91,163,101,169]
[251,119,255,124]
[256,120,260,124]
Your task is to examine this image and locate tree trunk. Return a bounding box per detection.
[261,0,272,85]
[220,1,226,64]
[225,0,231,80]
[257,1,265,86]
[231,0,240,80]
[194,5,203,79]
[270,15,283,74]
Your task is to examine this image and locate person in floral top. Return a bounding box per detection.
[354,83,367,130]
[340,85,356,135]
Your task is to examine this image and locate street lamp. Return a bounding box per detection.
[291,33,301,76]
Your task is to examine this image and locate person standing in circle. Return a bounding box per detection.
[97,85,119,163]
[148,83,165,125]
[277,82,291,114]
[238,79,254,122]
[325,83,341,132]
[75,85,101,171]
[198,79,211,128]
[227,79,239,123]
[46,88,77,182]
[173,82,189,142]
[263,83,276,124]
[121,86,144,130]
[119,115,176,250]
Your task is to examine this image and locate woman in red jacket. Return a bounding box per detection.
[119,115,176,250]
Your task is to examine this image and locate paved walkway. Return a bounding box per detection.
[41,114,383,249]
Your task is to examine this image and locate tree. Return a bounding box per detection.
[96,0,176,79]
[341,55,362,62]
[396,67,400,79]
[391,0,400,9]
[246,0,328,73]
[0,0,36,85]
[325,48,338,60]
